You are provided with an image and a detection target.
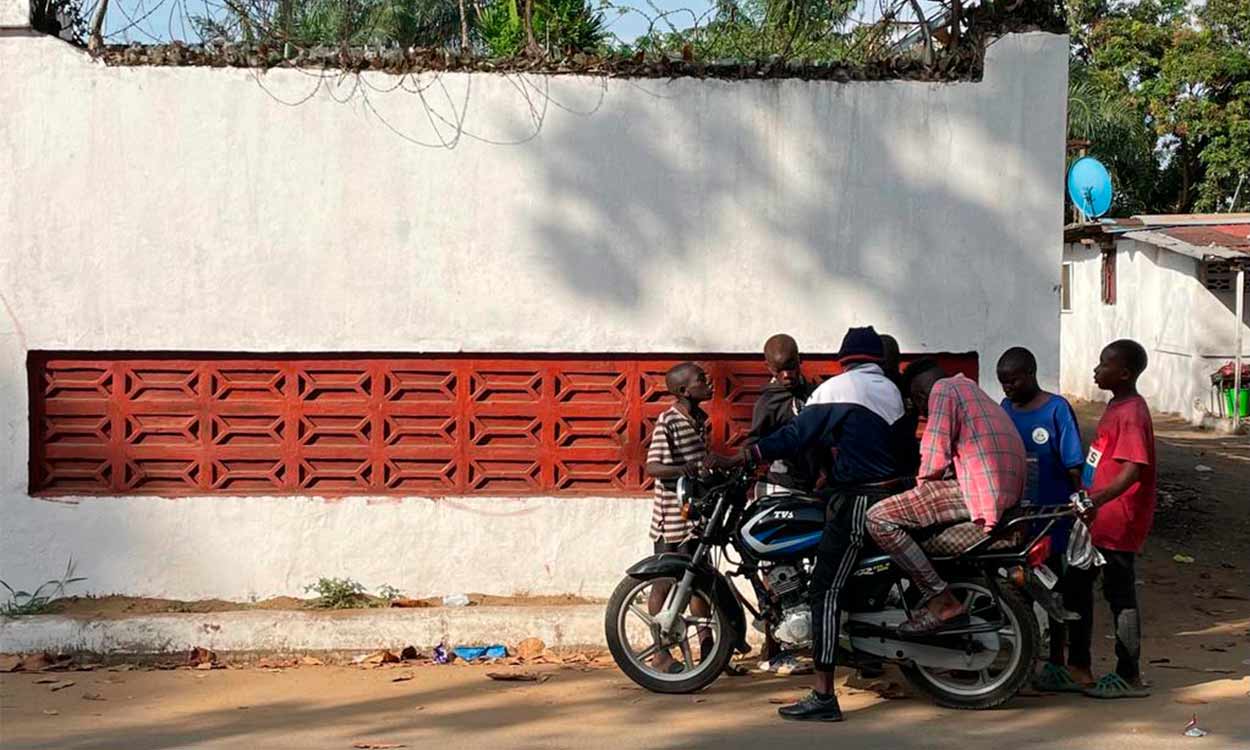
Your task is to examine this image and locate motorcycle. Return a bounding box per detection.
[604,465,1076,709]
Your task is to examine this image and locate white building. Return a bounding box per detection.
[0,10,1069,602]
[1061,215,1250,426]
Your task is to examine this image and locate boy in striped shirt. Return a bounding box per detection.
[645,362,712,553]
[643,362,712,673]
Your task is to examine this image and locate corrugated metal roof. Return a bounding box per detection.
[1065,214,1250,260]
[1156,224,1250,251]
[1136,213,1250,227]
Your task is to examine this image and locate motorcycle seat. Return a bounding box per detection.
[920,522,1018,556]
[919,504,1029,557]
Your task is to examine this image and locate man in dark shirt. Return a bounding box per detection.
[713,326,909,723]
[747,333,818,497]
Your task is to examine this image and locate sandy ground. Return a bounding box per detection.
[1,656,1247,750]
[1,404,1247,750]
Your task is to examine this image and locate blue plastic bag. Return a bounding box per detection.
[452,645,508,661]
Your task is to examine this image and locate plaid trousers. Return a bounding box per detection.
[865,479,970,599]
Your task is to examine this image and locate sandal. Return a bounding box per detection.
[1083,673,1150,699]
[1033,663,1086,693]
[898,607,968,636]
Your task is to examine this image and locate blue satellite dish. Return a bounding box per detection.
[1067,156,1113,218]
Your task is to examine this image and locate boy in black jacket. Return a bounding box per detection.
[747,333,818,497]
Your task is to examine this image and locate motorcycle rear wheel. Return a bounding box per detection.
[900,579,1038,710]
[605,574,737,694]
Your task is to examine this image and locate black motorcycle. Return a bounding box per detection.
[604,466,1074,709]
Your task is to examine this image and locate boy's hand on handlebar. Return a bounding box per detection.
[705,449,748,471]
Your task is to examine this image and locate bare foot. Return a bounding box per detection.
[926,590,964,622]
[652,652,677,672]
[1068,666,1095,686]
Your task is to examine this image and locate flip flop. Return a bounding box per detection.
[898,608,968,636]
[1083,673,1150,699]
[1033,663,1086,693]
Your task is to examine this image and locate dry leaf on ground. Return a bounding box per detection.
[352,743,406,749]
[187,647,216,666]
[48,680,76,692]
[486,671,550,683]
[357,650,401,666]
[516,638,546,660]
[0,655,22,672]
[301,655,325,666]
[20,653,55,672]
[82,693,107,701]
[391,674,413,683]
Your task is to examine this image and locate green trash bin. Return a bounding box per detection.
[1225,388,1250,418]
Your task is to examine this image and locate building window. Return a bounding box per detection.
[1201,260,1247,293]
[1060,262,1073,312]
[29,353,979,497]
[1101,249,1117,305]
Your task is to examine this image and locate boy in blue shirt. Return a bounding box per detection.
[996,347,1087,691]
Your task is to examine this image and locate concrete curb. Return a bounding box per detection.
[0,605,610,655]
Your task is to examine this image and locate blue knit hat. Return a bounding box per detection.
[836,326,885,364]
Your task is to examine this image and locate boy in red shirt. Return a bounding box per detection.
[1069,339,1156,698]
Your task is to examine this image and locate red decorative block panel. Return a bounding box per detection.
[28,353,977,497]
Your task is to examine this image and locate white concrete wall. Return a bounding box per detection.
[0,32,1069,601]
[0,0,27,27]
[1060,239,1250,423]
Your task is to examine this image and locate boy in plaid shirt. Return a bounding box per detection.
[866,360,1026,634]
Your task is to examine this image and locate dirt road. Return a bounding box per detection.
[2,656,1247,750]
[1,406,1247,750]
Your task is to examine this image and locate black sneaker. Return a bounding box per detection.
[778,691,844,722]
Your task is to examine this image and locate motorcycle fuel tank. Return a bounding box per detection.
[739,495,825,561]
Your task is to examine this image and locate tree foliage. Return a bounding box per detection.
[476,0,607,58]
[194,0,606,56]
[1067,0,1250,214]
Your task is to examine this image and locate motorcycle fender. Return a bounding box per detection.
[625,553,701,579]
[1023,573,1080,623]
[625,554,748,652]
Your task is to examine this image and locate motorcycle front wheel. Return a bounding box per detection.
[604,573,737,694]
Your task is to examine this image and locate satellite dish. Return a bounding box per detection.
[1067,156,1113,219]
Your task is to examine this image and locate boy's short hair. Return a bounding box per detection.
[1106,339,1149,376]
[997,346,1037,375]
[665,362,703,394]
[901,358,944,394]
